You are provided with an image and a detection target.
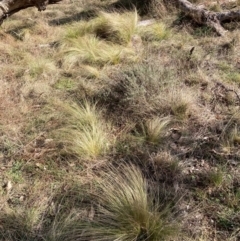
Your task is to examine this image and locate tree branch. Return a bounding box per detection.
[175,0,225,35]
[217,9,240,22]
[0,0,63,24]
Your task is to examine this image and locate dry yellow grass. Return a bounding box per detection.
[0,1,240,240]
[52,101,114,160]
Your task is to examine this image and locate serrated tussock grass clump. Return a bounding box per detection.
[48,164,178,241]
[141,116,171,144]
[60,10,140,67]
[149,0,170,18]
[91,164,178,240]
[219,112,240,149]
[62,35,136,67]
[138,22,170,41]
[207,169,224,188]
[151,152,182,183]
[107,62,177,117]
[96,10,138,44]
[57,101,113,160]
[27,57,57,79]
[103,61,197,120]
[227,125,240,146]
[70,124,110,159]
[63,10,138,45]
[168,89,196,120]
[103,60,203,123]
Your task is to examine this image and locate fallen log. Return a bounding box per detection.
[174,0,240,36]
[0,0,63,24]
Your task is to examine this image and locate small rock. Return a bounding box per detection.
[137,19,156,27]
[6,181,12,192]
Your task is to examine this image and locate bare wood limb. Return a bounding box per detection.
[217,9,240,22]
[167,0,240,36]
[0,0,63,24]
[174,0,227,36]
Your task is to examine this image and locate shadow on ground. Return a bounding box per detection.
[48,9,96,26]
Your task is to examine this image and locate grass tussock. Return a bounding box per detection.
[101,61,177,118]
[56,101,113,160]
[99,61,199,122]
[62,35,136,67]
[95,11,139,44]
[60,10,171,67]
[60,10,142,67]
[48,164,179,241]
[141,116,171,144]
[27,57,57,79]
[138,22,170,41]
[63,10,138,45]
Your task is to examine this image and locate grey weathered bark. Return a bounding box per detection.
[0,0,63,23]
[172,0,240,36]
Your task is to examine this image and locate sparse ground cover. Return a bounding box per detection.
[0,0,240,240]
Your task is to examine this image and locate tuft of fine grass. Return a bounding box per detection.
[63,10,138,45]
[47,164,179,241]
[60,10,140,67]
[57,101,113,160]
[69,124,111,160]
[138,22,170,41]
[141,116,171,144]
[96,10,138,44]
[27,57,57,79]
[207,169,224,188]
[61,34,138,67]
